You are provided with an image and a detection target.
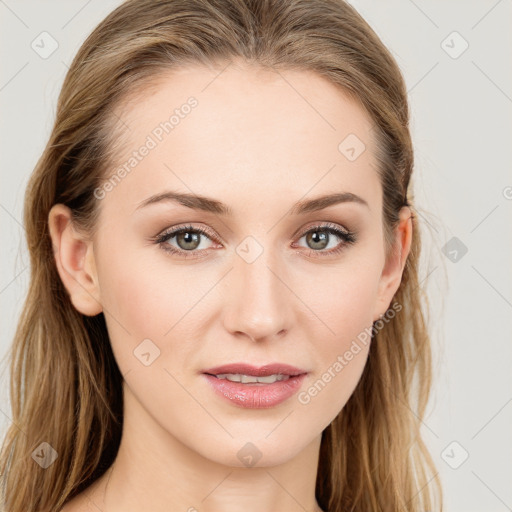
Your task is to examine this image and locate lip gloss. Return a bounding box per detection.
[202,373,307,408]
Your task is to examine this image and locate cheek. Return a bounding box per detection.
[96,225,194,325]
[94,239,221,377]
[294,262,380,422]
[311,260,381,340]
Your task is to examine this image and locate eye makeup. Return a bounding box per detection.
[150,221,357,260]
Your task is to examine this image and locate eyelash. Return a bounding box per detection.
[152,222,357,260]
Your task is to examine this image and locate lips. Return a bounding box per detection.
[201,363,309,408]
[202,363,307,377]
[202,366,308,408]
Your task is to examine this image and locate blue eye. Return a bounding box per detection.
[153,222,356,259]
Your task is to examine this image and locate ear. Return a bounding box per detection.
[372,206,413,322]
[48,204,103,316]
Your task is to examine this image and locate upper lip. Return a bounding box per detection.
[202,363,307,377]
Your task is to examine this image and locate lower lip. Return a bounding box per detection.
[202,373,307,409]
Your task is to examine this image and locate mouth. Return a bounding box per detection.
[202,362,307,379]
[206,373,293,384]
[201,363,308,408]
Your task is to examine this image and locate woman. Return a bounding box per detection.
[0,0,443,511]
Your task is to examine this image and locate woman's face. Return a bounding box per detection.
[54,61,410,468]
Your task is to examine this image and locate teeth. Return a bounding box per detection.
[215,373,291,384]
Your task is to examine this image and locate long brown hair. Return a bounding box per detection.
[0,1,443,510]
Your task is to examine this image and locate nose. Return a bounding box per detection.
[221,245,294,343]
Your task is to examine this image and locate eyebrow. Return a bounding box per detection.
[135,190,369,215]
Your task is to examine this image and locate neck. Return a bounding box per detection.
[98,382,324,512]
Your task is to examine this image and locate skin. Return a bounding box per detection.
[50,60,412,512]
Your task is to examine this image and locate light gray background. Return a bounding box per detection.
[1,1,511,511]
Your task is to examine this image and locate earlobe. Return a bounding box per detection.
[48,204,103,316]
[372,206,413,322]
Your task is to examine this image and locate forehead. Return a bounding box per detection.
[100,62,381,220]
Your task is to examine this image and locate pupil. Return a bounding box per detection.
[179,231,200,250]
[308,230,328,250]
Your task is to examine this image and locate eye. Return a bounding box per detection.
[153,224,218,259]
[152,222,357,260]
[293,222,357,257]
